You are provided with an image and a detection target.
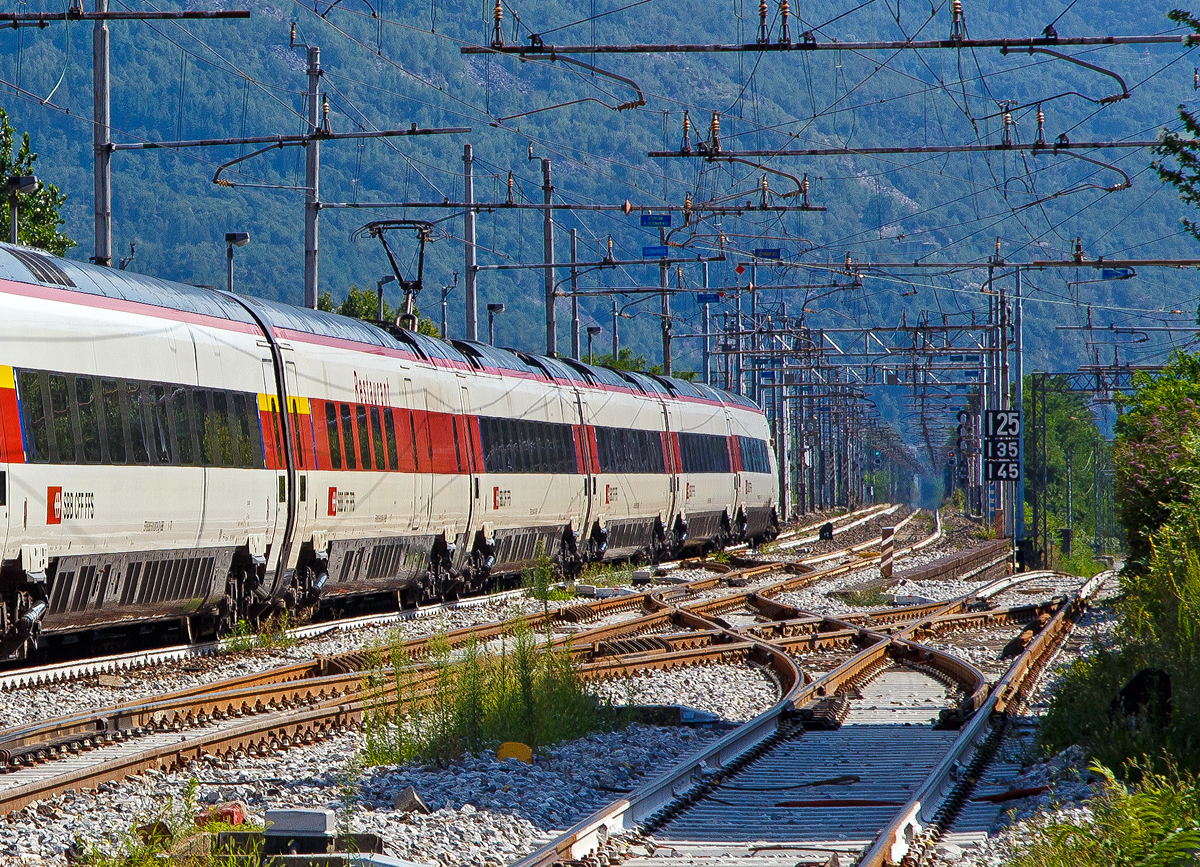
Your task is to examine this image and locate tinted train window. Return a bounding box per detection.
[355,405,372,470]
[126,381,150,464]
[738,436,771,474]
[678,432,730,474]
[451,417,462,472]
[212,391,235,466]
[193,390,214,466]
[18,370,49,463]
[409,412,420,471]
[339,403,356,469]
[291,401,305,469]
[478,416,579,474]
[324,402,342,469]
[101,379,125,464]
[48,374,76,463]
[150,384,172,464]
[370,407,385,470]
[231,394,254,468]
[172,389,194,465]
[594,427,665,474]
[384,409,398,470]
[17,367,263,469]
[76,376,102,463]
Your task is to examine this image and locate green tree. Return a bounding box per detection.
[0,108,74,255]
[1021,377,1108,548]
[593,346,649,371]
[1114,351,1200,566]
[317,285,441,337]
[1154,11,1200,253]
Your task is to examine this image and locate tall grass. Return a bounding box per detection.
[362,621,615,767]
[1005,761,1200,867]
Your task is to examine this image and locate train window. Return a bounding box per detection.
[48,373,76,463]
[172,388,194,465]
[409,411,419,472]
[291,400,305,469]
[18,370,49,463]
[339,403,356,470]
[126,381,150,464]
[677,432,730,474]
[369,407,385,470]
[451,417,462,472]
[231,393,256,468]
[383,409,398,470]
[100,379,125,464]
[324,403,342,469]
[211,391,235,466]
[149,385,172,464]
[503,418,517,472]
[355,404,372,470]
[537,422,551,473]
[192,390,214,466]
[737,436,770,474]
[266,399,281,468]
[75,377,102,463]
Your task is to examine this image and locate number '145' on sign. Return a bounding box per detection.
[986,462,1020,481]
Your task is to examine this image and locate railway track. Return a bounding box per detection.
[0,503,919,698]
[0,510,1017,854]
[509,565,1106,867]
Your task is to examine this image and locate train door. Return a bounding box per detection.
[662,404,679,526]
[725,409,741,519]
[260,359,286,575]
[403,378,432,532]
[283,359,310,570]
[457,381,476,535]
[575,393,595,537]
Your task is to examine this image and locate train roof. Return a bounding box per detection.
[0,244,764,412]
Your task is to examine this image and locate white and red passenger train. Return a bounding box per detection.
[0,242,778,659]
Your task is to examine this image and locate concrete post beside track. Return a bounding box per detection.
[880,526,895,579]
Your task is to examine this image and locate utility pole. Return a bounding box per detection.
[1014,267,1025,549]
[570,229,580,359]
[702,261,711,384]
[304,45,321,309]
[542,159,556,356]
[660,226,671,375]
[611,297,619,359]
[93,0,112,266]
[463,144,478,340]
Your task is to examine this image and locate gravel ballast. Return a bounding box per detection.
[0,723,722,865]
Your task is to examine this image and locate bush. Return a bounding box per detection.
[1005,761,1200,867]
[1039,499,1200,773]
[1114,353,1200,567]
[362,622,616,768]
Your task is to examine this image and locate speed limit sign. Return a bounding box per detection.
[983,410,1021,482]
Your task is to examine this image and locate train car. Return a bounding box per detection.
[0,241,777,660]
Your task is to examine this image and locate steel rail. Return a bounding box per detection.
[0,588,530,692]
[0,512,945,818]
[860,570,1112,867]
[507,562,1057,867]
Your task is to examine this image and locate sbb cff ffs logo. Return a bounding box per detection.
[47,486,62,525]
[328,487,356,515]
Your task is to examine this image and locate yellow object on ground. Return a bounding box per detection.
[497,742,533,763]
